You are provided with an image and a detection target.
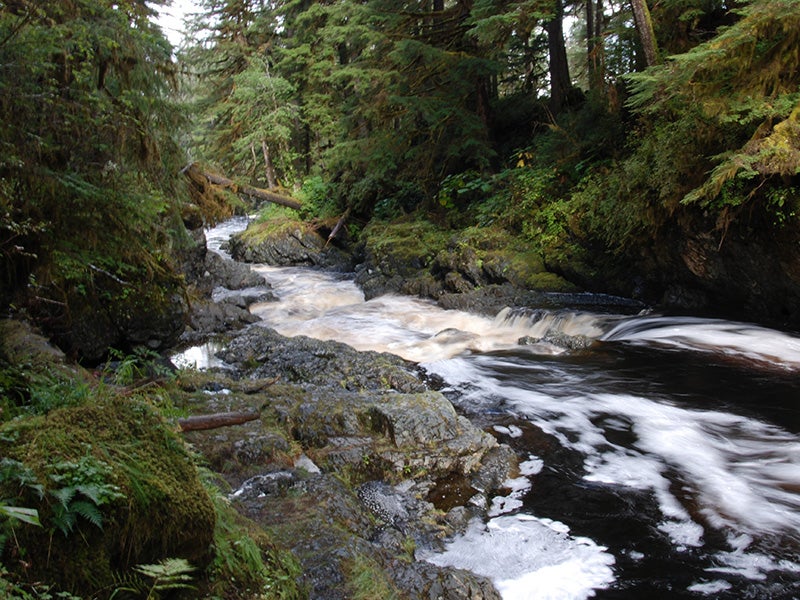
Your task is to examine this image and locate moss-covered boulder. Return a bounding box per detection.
[355,220,578,302]
[0,396,215,596]
[228,217,352,269]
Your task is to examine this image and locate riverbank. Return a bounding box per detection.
[0,223,520,598]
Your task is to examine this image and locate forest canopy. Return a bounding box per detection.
[1,0,799,340]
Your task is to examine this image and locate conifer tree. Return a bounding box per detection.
[0,0,189,354]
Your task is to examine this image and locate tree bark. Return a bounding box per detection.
[630,0,660,67]
[261,140,278,189]
[546,0,572,115]
[184,163,302,210]
[178,410,260,432]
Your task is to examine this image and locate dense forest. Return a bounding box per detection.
[2,0,800,341]
[1,0,799,596]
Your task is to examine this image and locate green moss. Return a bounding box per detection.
[0,396,216,597]
[345,553,400,600]
[362,219,450,268]
[239,216,309,246]
[526,271,580,292]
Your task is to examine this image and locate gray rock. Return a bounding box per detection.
[221,326,425,393]
[203,250,267,291]
[229,225,353,270]
[388,561,502,600]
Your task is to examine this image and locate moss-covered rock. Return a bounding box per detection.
[229,218,351,269]
[0,395,215,596]
[355,220,578,302]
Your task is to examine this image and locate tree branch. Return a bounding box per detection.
[183,163,302,211]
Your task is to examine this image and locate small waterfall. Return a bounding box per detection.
[602,315,800,369]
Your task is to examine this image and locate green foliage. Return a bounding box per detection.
[438,171,492,210]
[189,0,503,219]
[111,558,196,600]
[47,456,125,536]
[0,0,190,342]
[203,476,304,599]
[0,506,41,528]
[103,348,174,387]
[297,176,338,221]
[625,0,800,212]
[0,563,82,600]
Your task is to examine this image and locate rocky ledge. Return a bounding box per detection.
[177,325,518,599]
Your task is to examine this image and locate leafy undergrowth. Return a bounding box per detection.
[0,322,302,599]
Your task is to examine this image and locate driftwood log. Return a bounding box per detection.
[183,163,302,211]
[178,410,260,432]
[327,206,352,246]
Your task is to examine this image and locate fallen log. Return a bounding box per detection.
[327,206,352,246]
[183,163,302,211]
[178,410,260,432]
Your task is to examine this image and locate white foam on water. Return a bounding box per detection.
[248,268,624,362]
[519,457,545,476]
[420,515,616,600]
[688,579,733,595]
[171,341,228,370]
[205,216,250,257]
[488,474,533,517]
[423,356,800,577]
[602,315,800,369]
[706,548,800,580]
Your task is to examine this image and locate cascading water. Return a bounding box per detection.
[183,219,800,599]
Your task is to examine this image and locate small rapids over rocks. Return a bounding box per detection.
[179,219,800,599]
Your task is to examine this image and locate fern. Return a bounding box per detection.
[112,558,196,599]
[48,457,125,536]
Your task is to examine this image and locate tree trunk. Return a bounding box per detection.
[546,0,572,114]
[261,140,278,189]
[184,163,302,210]
[586,0,596,88]
[630,0,660,67]
[178,410,260,432]
[587,0,608,98]
[327,206,352,245]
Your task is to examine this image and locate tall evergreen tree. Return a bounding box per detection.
[0,0,189,354]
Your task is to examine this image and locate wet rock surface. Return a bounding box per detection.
[180,228,274,343]
[228,221,354,270]
[220,325,426,392]
[178,319,516,599]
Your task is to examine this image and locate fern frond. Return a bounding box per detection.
[70,500,104,529]
[134,557,195,579]
[50,485,78,509]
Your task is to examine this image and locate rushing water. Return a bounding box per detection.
[192,219,800,599]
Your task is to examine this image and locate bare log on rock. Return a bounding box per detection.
[183,163,302,211]
[178,410,260,432]
[327,206,352,246]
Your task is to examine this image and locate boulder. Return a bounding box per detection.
[54,272,188,363]
[0,397,216,594]
[220,326,425,393]
[228,219,352,270]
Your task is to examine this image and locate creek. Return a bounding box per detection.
[198,218,800,599]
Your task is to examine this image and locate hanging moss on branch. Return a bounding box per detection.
[183,163,303,211]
